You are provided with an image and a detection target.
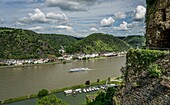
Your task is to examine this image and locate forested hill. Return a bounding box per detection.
[0,27,135,59]
[122,35,145,48]
[39,34,78,54]
[0,27,77,59]
[70,33,131,54]
[0,28,55,59]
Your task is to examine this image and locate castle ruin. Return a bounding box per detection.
[146,0,170,49]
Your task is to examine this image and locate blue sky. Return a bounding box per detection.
[0,0,146,37]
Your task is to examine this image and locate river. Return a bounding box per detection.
[0,56,125,100]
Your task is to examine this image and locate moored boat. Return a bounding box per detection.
[69,68,91,72]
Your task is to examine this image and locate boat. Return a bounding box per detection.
[69,68,90,72]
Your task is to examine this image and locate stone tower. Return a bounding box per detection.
[146,0,170,49]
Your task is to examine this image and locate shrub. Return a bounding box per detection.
[148,64,161,78]
[36,94,68,105]
[38,89,49,98]
[85,80,90,85]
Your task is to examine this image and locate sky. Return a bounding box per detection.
[0,0,146,37]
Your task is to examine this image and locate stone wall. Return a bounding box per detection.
[115,49,170,105]
[146,0,170,49]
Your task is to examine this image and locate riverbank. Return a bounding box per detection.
[0,56,125,69]
[0,78,123,104]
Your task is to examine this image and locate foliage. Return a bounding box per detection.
[0,27,132,59]
[71,33,130,54]
[38,89,49,97]
[146,0,157,6]
[40,34,78,54]
[125,49,167,80]
[36,94,68,105]
[148,64,161,78]
[123,35,146,48]
[3,96,28,104]
[127,49,167,69]
[87,87,117,105]
[0,27,57,59]
[85,80,90,85]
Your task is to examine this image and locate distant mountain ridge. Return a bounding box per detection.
[122,35,145,48]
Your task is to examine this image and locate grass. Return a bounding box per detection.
[0,78,122,104]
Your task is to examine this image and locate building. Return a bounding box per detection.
[146,0,170,49]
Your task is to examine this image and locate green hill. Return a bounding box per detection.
[0,28,133,59]
[40,34,78,54]
[0,27,57,59]
[71,33,131,54]
[123,35,146,48]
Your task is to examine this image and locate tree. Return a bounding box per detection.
[85,80,90,85]
[36,94,68,105]
[87,87,117,105]
[38,89,49,97]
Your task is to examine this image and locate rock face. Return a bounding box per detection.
[146,0,170,49]
[115,50,170,105]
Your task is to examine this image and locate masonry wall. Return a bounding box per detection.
[146,0,170,49]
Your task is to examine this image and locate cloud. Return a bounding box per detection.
[18,8,69,25]
[134,5,146,21]
[90,27,98,32]
[46,12,68,21]
[54,25,73,32]
[114,11,126,19]
[28,26,43,31]
[29,8,47,22]
[113,21,128,31]
[45,0,110,11]
[46,0,86,11]
[100,17,115,27]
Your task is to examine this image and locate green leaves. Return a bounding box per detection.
[36,94,68,105]
[38,89,49,98]
[148,64,161,78]
[88,87,117,105]
[127,49,167,69]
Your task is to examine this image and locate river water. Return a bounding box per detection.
[0,56,125,100]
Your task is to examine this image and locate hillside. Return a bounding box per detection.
[0,27,57,59]
[39,34,78,54]
[71,33,131,54]
[0,28,132,59]
[123,35,146,48]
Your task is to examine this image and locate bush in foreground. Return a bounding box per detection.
[36,94,68,105]
[38,89,49,98]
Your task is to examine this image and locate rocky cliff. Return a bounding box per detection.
[115,49,170,105]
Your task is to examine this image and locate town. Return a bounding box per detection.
[0,51,127,66]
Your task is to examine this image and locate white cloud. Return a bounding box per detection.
[46,12,68,21]
[19,8,69,25]
[100,17,115,27]
[134,5,146,21]
[54,25,73,32]
[29,8,47,22]
[113,21,128,31]
[114,11,126,19]
[90,27,98,32]
[28,26,43,31]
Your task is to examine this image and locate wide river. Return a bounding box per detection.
[0,56,125,100]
